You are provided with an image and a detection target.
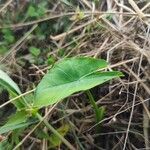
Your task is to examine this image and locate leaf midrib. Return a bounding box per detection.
[37,72,107,92]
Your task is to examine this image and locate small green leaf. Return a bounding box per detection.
[0,70,21,94]
[46,56,55,65]
[26,5,37,17]
[3,35,15,44]
[2,28,15,44]
[26,2,46,18]
[34,57,123,108]
[29,47,41,57]
[0,111,28,134]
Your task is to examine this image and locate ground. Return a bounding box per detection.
[0,0,150,150]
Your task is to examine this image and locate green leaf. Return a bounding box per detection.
[0,111,28,134]
[0,69,25,109]
[26,5,37,17]
[29,46,41,57]
[46,56,56,65]
[97,106,105,122]
[0,70,21,94]
[0,139,11,150]
[3,34,15,44]
[26,2,46,18]
[34,57,123,108]
[2,28,15,44]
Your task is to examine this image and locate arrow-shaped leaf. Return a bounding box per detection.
[34,57,123,108]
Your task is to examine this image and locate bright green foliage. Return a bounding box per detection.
[0,70,25,109]
[0,29,15,55]
[0,57,123,135]
[86,90,105,124]
[0,70,21,94]
[47,56,56,65]
[26,5,37,17]
[29,46,41,57]
[0,139,11,150]
[34,57,123,108]
[26,2,47,18]
[0,111,28,134]
[0,70,30,134]
[97,106,105,122]
[0,70,21,95]
[2,29,15,44]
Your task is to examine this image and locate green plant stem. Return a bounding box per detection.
[86,90,100,123]
[36,113,76,150]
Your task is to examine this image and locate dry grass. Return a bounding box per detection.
[0,0,150,149]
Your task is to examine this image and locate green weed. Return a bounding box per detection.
[0,57,123,149]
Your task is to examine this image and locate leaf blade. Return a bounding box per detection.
[0,70,25,109]
[0,111,28,134]
[34,57,123,108]
[0,70,21,95]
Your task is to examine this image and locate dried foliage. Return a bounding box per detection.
[0,0,150,149]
